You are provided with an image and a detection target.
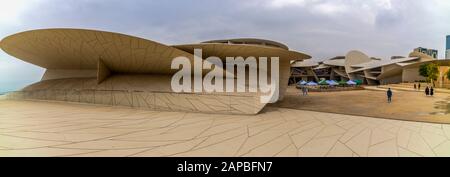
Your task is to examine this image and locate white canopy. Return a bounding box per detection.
[326,80,339,86]
[347,80,357,85]
[298,81,308,85]
[306,81,318,86]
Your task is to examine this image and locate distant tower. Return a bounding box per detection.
[446,35,450,59]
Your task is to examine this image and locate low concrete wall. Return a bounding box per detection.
[6,89,265,115]
[380,75,402,84]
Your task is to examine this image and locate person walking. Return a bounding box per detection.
[414,84,416,90]
[430,87,434,96]
[305,87,309,96]
[387,88,393,103]
[418,83,421,91]
[301,86,305,96]
[425,86,429,96]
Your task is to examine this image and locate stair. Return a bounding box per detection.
[373,83,450,94]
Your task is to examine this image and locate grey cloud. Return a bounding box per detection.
[1,0,449,91]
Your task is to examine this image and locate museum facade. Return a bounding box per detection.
[290,50,450,87]
[0,28,311,114]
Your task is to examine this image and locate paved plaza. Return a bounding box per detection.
[274,87,450,124]
[1,100,450,157]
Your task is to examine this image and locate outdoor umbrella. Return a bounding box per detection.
[298,81,308,85]
[338,80,347,85]
[318,80,328,85]
[347,80,357,85]
[306,81,318,86]
[326,80,339,86]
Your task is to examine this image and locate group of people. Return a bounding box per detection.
[387,83,436,103]
[425,86,434,96]
[413,83,421,90]
[414,83,434,96]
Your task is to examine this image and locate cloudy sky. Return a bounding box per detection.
[0,0,449,92]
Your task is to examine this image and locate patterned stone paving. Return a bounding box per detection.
[0,100,449,157]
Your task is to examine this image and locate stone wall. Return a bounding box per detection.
[6,89,265,115]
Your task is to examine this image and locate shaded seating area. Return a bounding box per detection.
[296,80,363,92]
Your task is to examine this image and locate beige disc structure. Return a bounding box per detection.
[0,28,311,114]
[173,42,310,100]
[0,28,195,74]
[345,50,372,81]
[291,49,443,86]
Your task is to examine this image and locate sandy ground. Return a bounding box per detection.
[271,87,450,124]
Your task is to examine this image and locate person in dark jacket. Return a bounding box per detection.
[387,88,393,103]
[418,83,421,90]
[430,87,434,96]
[425,86,429,96]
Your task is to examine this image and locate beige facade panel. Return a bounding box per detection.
[11,77,265,114]
[0,28,195,74]
[380,75,402,84]
[172,43,310,100]
[291,49,448,86]
[345,50,371,80]
[437,66,450,88]
[377,65,402,80]
[172,43,310,61]
[202,38,289,50]
[97,59,111,84]
[345,50,371,74]
[332,68,349,78]
[398,60,450,84]
[402,66,426,82]
[41,69,97,81]
[323,58,345,67]
[1,28,312,114]
[291,60,319,67]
